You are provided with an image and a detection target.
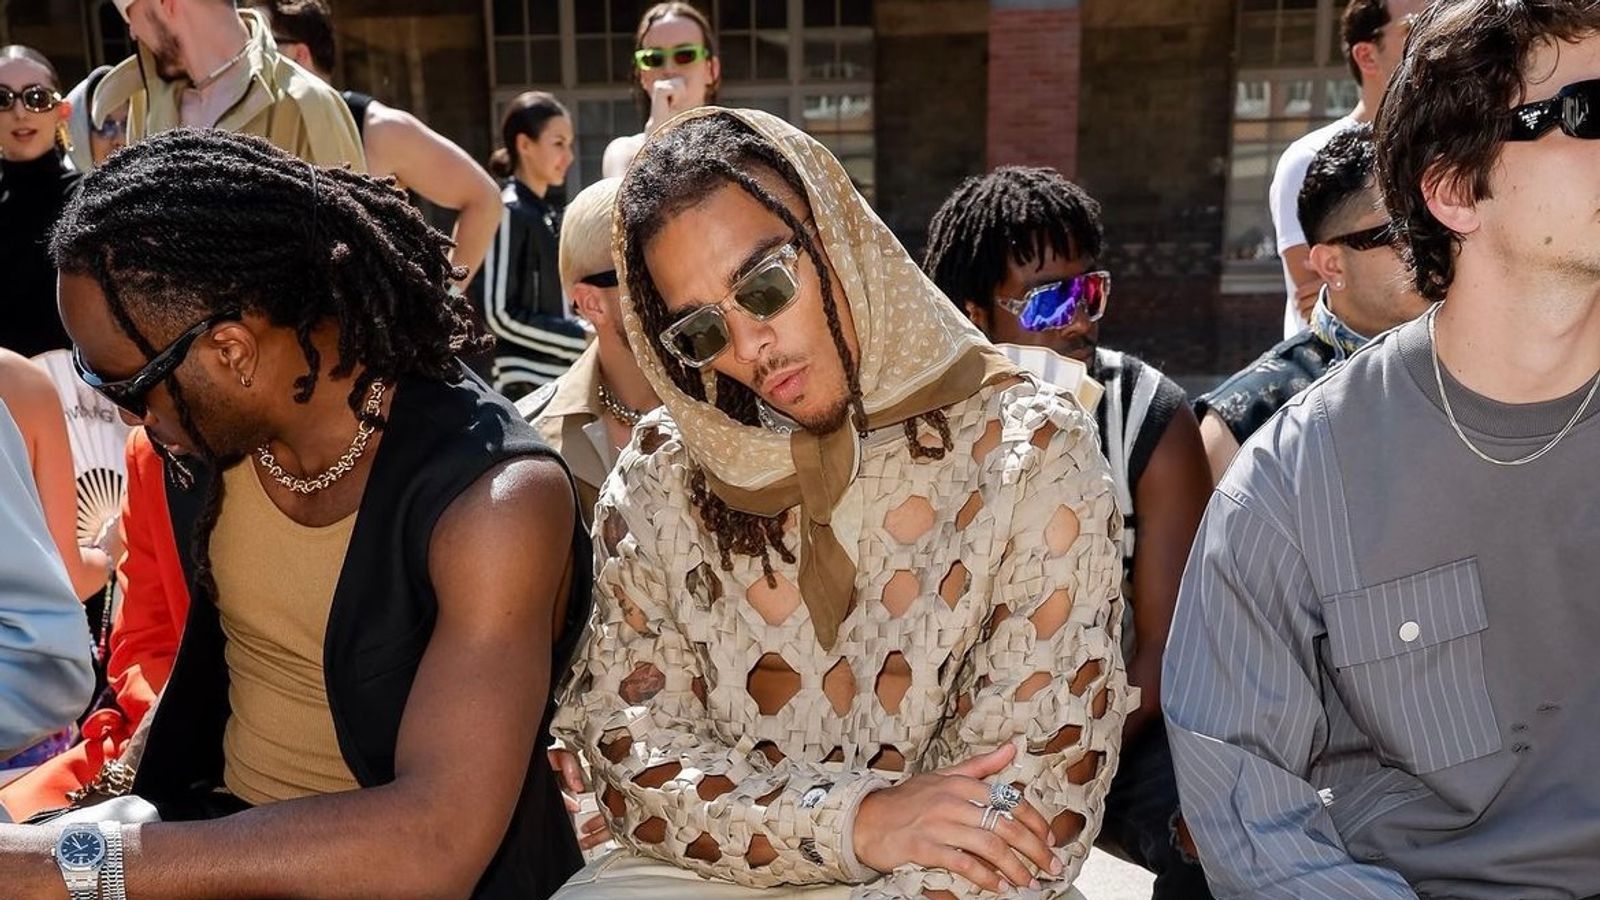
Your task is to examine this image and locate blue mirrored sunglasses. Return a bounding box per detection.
[995,271,1111,332]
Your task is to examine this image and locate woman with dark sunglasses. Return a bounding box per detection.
[601,2,721,178]
[0,45,80,359]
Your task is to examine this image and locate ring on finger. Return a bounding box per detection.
[969,799,1015,825]
[979,806,1002,832]
[988,781,1023,812]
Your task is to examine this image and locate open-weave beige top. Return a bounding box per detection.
[553,377,1134,898]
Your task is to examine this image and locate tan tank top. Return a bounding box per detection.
[212,461,360,806]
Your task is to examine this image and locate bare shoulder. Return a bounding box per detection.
[602,133,647,177]
[360,98,421,139]
[0,350,62,421]
[442,454,574,532]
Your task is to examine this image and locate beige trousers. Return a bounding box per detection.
[551,851,1089,900]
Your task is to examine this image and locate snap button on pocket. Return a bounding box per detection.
[1322,557,1500,772]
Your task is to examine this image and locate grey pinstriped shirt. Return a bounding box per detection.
[1163,316,1600,899]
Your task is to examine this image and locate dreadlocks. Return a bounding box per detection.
[620,111,950,581]
[50,127,483,604]
[923,165,1105,313]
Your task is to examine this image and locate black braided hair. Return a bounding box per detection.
[620,111,950,581]
[50,127,485,605]
[922,165,1105,315]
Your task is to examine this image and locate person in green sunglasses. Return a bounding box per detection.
[602,2,721,179]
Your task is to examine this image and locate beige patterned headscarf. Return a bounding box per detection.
[617,107,1019,648]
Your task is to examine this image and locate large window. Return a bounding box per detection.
[488,0,875,198]
[1224,0,1356,284]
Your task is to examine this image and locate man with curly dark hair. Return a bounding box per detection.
[1166,2,1600,897]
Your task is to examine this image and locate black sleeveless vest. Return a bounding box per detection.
[133,369,590,899]
[341,90,373,140]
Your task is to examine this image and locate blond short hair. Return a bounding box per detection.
[559,177,622,293]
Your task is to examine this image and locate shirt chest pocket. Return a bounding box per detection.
[1321,558,1501,774]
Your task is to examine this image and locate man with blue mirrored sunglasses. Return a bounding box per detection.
[925,166,1214,900]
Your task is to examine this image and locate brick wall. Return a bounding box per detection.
[1074,0,1272,382]
[986,1,1081,175]
[874,0,991,256]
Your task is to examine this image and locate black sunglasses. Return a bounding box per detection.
[1323,222,1394,252]
[0,84,61,114]
[73,311,240,418]
[580,270,619,288]
[1507,78,1600,141]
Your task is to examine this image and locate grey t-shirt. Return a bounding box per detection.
[1163,314,1600,899]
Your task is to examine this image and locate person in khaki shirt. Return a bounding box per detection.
[517,177,660,523]
[97,0,363,171]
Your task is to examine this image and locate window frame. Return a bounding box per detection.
[1222,0,1357,293]
[486,0,875,192]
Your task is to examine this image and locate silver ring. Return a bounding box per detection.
[979,806,1001,832]
[988,781,1022,812]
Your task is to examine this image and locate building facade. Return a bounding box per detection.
[2,0,1358,383]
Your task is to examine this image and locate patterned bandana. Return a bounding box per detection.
[614,107,1021,649]
[1310,285,1372,362]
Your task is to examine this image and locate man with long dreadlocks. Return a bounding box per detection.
[0,128,590,899]
[922,167,1213,899]
[551,108,1132,900]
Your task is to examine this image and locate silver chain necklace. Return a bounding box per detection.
[1428,304,1600,467]
[190,41,251,92]
[596,382,643,427]
[257,381,387,495]
[757,401,796,434]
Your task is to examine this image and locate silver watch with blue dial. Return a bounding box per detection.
[52,824,107,900]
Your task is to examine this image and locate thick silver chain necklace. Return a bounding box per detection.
[596,382,643,427]
[1428,305,1600,467]
[257,381,387,495]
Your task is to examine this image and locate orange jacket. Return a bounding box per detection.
[0,429,190,820]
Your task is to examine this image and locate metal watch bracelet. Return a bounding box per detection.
[97,822,126,900]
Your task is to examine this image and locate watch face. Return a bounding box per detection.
[57,828,106,868]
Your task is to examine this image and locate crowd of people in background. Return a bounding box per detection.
[0,0,1597,898]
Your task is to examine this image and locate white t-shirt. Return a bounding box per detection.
[1269,115,1358,338]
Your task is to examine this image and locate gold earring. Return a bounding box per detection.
[55,121,73,154]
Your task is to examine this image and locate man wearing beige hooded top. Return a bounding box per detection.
[552,108,1132,900]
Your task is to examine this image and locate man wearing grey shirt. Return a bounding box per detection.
[1164,2,1600,898]
[0,400,94,765]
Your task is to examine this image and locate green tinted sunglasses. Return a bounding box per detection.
[659,243,802,368]
[634,43,712,70]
